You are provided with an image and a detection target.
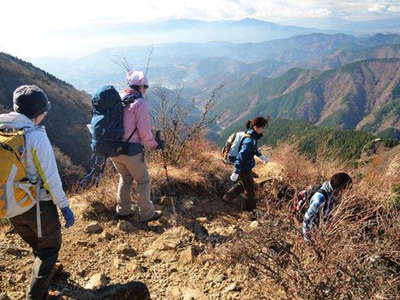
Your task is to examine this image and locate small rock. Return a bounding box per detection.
[118,220,135,233]
[5,292,24,300]
[250,221,259,229]
[85,273,109,289]
[143,249,155,257]
[167,287,207,300]
[179,246,195,266]
[100,231,114,241]
[196,217,208,224]
[225,283,240,293]
[117,243,137,257]
[126,262,147,273]
[16,272,26,283]
[85,222,103,234]
[113,258,124,269]
[215,274,226,283]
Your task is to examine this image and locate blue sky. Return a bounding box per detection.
[1,0,399,58]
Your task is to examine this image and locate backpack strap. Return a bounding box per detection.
[125,127,138,144]
[317,189,329,201]
[237,134,252,153]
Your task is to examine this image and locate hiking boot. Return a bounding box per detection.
[222,194,232,204]
[143,211,162,223]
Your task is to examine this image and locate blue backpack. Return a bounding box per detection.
[81,85,139,187]
[91,85,126,157]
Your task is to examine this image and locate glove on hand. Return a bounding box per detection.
[259,155,269,164]
[156,139,165,150]
[60,207,75,228]
[230,173,239,182]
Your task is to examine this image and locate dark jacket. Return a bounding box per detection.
[234,129,262,174]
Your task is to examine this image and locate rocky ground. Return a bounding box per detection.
[1,147,399,300]
[0,185,266,299]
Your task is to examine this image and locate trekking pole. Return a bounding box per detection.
[156,130,177,216]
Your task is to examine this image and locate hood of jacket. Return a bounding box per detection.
[320,181,334,196]
[0,112,35,130]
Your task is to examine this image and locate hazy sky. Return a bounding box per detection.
[1,0,399,58]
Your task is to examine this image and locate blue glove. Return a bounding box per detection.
[60,207,75,228]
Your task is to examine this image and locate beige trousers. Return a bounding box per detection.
[111,153,155,221]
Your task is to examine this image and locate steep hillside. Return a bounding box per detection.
[216,68,320,129]
[1,140,399,299]
[0,53,92,184]
[219,59,400,139]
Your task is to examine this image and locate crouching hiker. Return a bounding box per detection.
[0,85,75,300]
[223,117,269,211]
[111,70,164,222]
[301,172,352,241]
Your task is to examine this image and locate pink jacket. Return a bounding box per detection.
[120,89,158,150]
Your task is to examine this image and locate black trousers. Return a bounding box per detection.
[10,201,62,300]
[224,171,256,211]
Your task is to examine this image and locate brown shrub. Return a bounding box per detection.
[216,143,400,299]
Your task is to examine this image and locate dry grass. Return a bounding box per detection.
[217,143,400,299]
[65,139,399,299]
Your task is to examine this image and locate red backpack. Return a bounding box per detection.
[291,185,328,221]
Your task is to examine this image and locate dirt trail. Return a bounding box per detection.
[0,158,278,300]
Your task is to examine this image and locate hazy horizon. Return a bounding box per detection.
[1,0,399,60]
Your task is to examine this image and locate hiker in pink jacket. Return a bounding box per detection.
[111,70,164,222]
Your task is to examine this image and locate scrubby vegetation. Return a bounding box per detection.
[2,128,399,299]
[220,118,398,162]
[212,142,400,299]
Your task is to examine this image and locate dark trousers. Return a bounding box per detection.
[10,201,62,300]
[224,171,256,211]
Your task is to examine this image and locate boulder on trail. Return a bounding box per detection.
[85,273,109,290]
[150,226,194,251]
[118,220,135,233]
[179,246,196,266]
[116,243,137,258]
[95,281,151,300]
[85,222,103,234]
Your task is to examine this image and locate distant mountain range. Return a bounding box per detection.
[217,59,400,140]
[27,31,400,141]
[31,32,400,93]
[0,53,91,184]
[288,17,400,34]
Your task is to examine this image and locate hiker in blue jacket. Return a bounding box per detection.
[223,117,269,211]
[302,172,352,241]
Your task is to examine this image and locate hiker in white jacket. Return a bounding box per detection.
[0,85,75,300]
[0,112,70,211]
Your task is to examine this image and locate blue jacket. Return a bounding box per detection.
[234,129,262,174]
[302,181,335,235]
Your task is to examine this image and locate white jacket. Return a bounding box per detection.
[0,112,69,217]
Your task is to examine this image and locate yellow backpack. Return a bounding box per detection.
[0,129,37,219]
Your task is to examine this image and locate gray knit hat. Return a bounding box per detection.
[13,85,51,119]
